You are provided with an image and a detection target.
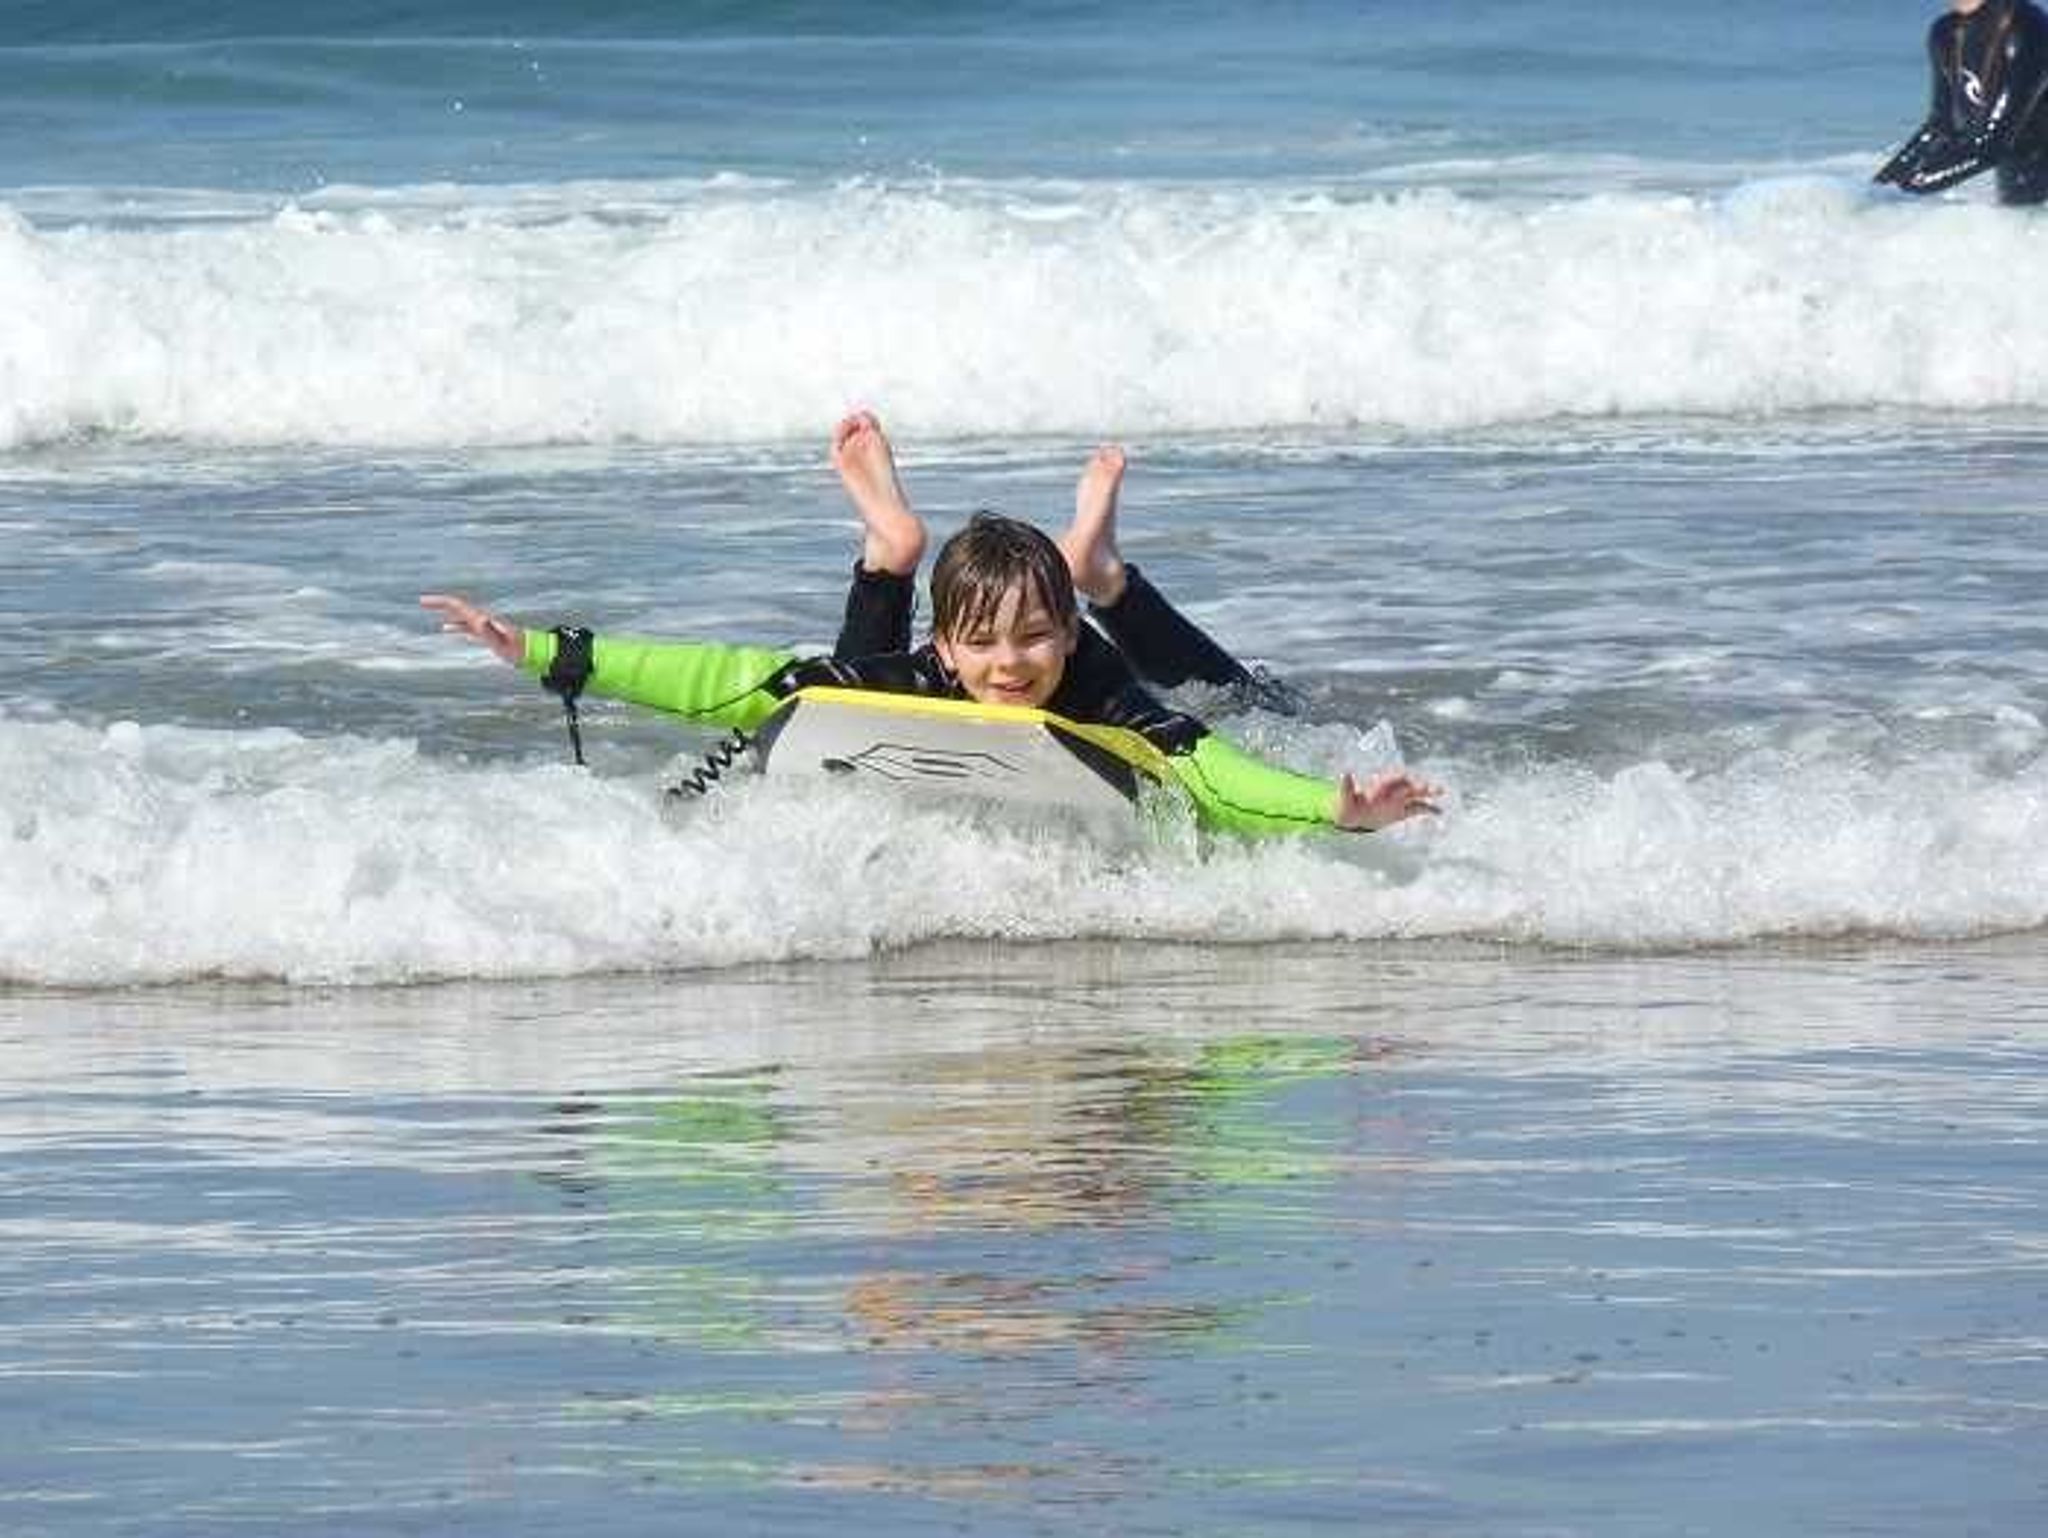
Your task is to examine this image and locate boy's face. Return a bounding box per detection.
[934,580,1077,709]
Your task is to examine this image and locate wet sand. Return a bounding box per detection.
[4,939,2044,1535]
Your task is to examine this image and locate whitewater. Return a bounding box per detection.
[5,176,2047,451]
[5,708,2048,987]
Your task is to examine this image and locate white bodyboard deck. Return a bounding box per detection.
[754,687,1169,822]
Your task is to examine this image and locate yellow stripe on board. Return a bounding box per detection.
[786,686,1170,784]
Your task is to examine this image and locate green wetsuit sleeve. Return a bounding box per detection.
[1166,733,1341,837]
[522,629,799,732]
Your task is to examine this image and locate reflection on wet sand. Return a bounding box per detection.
[4,941,2045,1531]
[564,1032,1404,1356]
[525,1024,1427,1502]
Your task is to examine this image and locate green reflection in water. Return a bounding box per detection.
[1135,1035,1378,1191]
[571,1072,796,1350]
[539,1028,1396,1503]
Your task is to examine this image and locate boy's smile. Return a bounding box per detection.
[934,584,1077,710]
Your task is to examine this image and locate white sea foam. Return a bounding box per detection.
[2,178,2044,451]
[4,716,2044,987]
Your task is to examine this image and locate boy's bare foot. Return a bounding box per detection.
[831,410,925,577]
[1059,444,1129,606]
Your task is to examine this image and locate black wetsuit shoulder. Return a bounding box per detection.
[775,646,952,698]
[1047,623,1209,754]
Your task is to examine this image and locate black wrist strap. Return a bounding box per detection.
[542,626,594,766]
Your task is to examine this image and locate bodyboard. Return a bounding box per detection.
[753,687,1172,822]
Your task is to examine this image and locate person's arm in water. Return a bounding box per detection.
[1876,17,1963,188]
[1056,625,1436,835]
[1878,4,2048,192]
[1170,731,1438,835]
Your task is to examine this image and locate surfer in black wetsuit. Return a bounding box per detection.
[1875,0,2048,204]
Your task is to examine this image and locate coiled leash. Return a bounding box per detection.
[665,727,752,799]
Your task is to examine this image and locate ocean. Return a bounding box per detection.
[3,2,2045,1533]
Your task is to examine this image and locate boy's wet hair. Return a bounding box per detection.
[929,513,1078,640]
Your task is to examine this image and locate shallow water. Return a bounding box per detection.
[3,941,2044,1536]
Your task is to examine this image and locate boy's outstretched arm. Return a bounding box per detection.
[1164,732,1439,837]
[420,593,801,732]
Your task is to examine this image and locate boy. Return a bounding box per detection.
[423,416,1437,836]
[827,411,1289,709]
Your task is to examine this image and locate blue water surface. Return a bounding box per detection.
[2,0,1922,191]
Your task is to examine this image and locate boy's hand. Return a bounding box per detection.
[1335,769,1441,832]
[421,594,524,666]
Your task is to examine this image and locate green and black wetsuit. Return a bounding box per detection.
[523,604,1346,837]
[1877,0,2048,204]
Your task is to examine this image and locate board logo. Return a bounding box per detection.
[824,742,1028,783]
